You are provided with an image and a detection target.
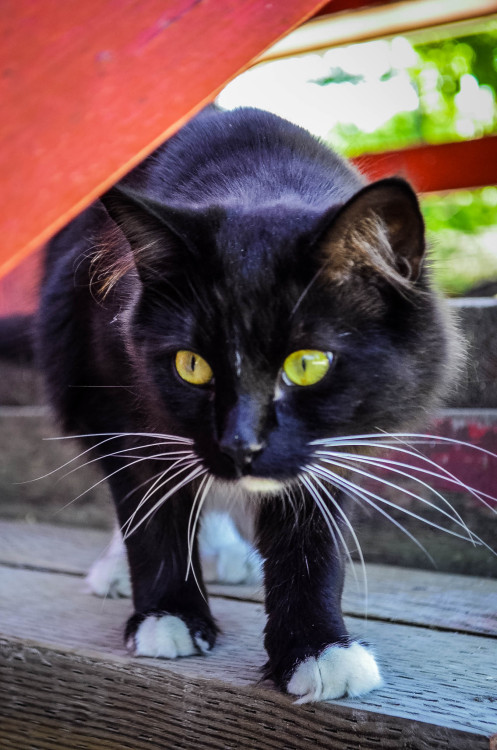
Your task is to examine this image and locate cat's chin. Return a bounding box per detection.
[237,476,286,495]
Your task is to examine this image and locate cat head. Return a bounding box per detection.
[99,175,449,492]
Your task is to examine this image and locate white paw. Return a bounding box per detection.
[128,615,210,658]
[287,642,382,703]
[86,527,131,598]
[199,510,263,584]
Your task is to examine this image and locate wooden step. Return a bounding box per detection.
[0,521,496,749]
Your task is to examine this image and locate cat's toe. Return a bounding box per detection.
[86,527,131,598]
[126,614,216,658]
[86,551,131,598]
[286,642,382,703]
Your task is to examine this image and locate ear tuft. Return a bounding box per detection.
[317,178,426,286]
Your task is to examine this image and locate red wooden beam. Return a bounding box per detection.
[0,0,331,279]
[352,136,497,194]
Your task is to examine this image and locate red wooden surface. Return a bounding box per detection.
[353,137,497,194]
[379,416,497,505]
[0,0,331,279]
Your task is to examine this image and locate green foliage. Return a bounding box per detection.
[318,25,497,294]
[422,188,497,296]
[321,26,497,154]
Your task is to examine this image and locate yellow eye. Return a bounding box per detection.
[175,350,213,385]
[282,350,332,387]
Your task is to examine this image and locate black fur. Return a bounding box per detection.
[36,107,452,692]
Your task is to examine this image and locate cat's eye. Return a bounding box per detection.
[282,350,332,387]
[175,350,213,385]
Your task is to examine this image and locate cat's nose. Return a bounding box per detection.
[219,437,263,475]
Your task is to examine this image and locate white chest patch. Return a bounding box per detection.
[286,642,382,703]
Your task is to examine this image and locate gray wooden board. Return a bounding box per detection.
[0,564,496,749]
[1,520,496,637]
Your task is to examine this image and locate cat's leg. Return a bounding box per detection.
[86,525,131,598]
[87,511,261,596]
[106,468,218,659]
[199,510,262,584]
[256,494,381,702]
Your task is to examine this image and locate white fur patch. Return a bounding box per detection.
[86,527,131,598]
[199,510,262,584]
[129,614,208,658]
[287,642,382,703]
[238,476,285,494]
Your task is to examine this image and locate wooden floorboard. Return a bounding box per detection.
[1,520,496,637]
[1,561,496,749]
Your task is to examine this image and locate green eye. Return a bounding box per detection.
[282,350,332,387]
[175,350,213,385]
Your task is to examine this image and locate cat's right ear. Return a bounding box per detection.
[99,186,185,286]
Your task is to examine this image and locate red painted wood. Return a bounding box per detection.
[353,137,497,194]
[385,416,497,505]
[0,0,331,279]
[0,252,41,317]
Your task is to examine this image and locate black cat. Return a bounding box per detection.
[37,106,453,702]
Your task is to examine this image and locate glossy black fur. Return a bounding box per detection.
[37,107,452,689]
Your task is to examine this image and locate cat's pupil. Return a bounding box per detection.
[190,355,196,372]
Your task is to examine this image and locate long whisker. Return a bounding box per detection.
[123,465,207,540]
[132,454,199,512]
[318,442,497,514]
[123,457,200,536]
[316,452,480,545]
[186,474,215,599]
[315,463,436,565]
[304,470,368,607]
[300,473,361,591]
[25,431,193,484]
[316,462,495,556]
[53,451,181,516]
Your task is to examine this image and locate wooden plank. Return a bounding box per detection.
[259,0,497,60]
[0,564,496,748]
[0,0,330,279]
[1,520,496,637]
[353,136,497,194]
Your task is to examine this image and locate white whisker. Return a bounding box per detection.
[316,452,480,546]
[300,473,361,591]
[123,457,200,536]
[186,474,215,598]
[304,470,368,608]
[123,464,207,541]
[315,463,436,565]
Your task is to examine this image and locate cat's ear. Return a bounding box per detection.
[100,186,187,285]
[100,186,216,285]
[318,178,425,286]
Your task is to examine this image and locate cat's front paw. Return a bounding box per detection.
[286,642,382,703]
[125,613,217,659]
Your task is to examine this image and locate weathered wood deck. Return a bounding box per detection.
[1,520,496,749]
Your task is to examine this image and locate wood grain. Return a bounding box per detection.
[0,564,496,749]
[1,520,496,637]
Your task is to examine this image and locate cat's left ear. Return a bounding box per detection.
[100,186,213,284]
[318,177,425,284]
